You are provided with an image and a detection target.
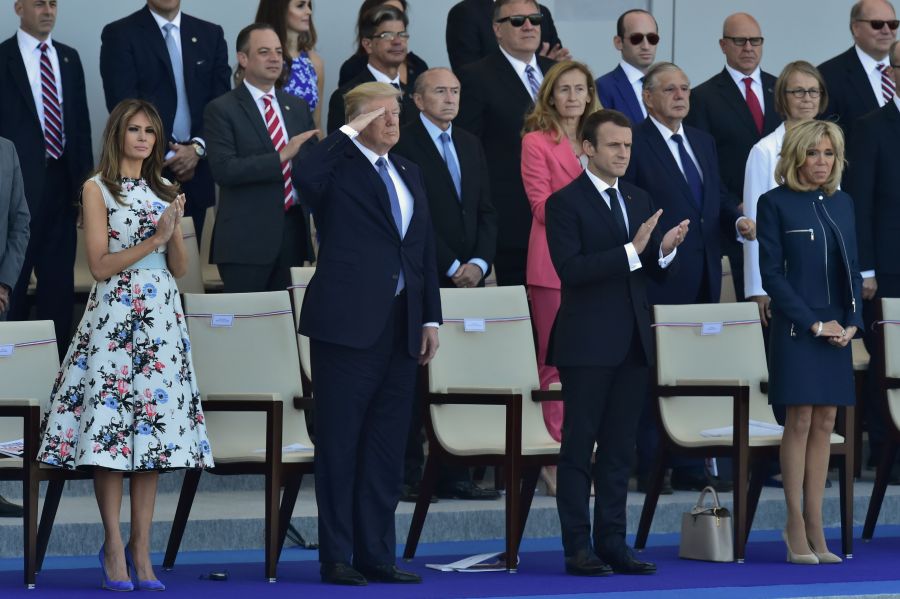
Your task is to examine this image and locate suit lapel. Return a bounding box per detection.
[760,72,781,132]
[685,127,713,210]
[844,48,881,112]
[235,85,276,148]
[550,135,584,182]
[614,65,643,123]
[180,16,199,104]
[411,118,459,200]
[57,44,75,138]
[641,120,696,210]
[139,6,177,91]
[713,69,759,137]
[580,174,625,242]
[490,51,534,109]
[349,143,400,240]
[5,37,40,125]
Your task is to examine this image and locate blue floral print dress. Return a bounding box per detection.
[283,51,318,110]
[37,175,213,471]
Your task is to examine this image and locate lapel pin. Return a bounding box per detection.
[400,164,406,171]
[192,37,198,43]
[284,105,290,111]
[63,56,69,63]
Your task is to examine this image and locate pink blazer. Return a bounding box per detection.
[521,130,584,289]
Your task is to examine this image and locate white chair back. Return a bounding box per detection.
[0,320,59,444]
[289,267,314,383]
[881,298,900,431]
[175,217,204,295]
[182,292,312,459]
[429,287,557,455]
[74,227,93,294]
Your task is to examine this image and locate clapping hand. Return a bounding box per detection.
[153,196,184,246]
[539,42,572,62]
[452,263,483,288]
[737,217,756,241]
[631,209,662,254]
[661,219,691,254]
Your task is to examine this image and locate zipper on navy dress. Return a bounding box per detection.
[820,201,857,313]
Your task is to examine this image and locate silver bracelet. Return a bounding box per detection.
[814,321,823,337]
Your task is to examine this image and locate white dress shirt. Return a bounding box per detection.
[724,64,766,114]
[856,44,892,108]
[498,46,542,98]
[16,29,65,147]
[149,8,183,52]
[244,81,297,203]
[583,169,676,270]
[366,63,401,88]
[619,60,648,118]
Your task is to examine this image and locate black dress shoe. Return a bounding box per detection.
[436,481,500,500]
[320,562,367,586]
[636,472,673,495]
[400,482,438,503]
[670,471,732,492]
[600,549,657,575]
[0,495,23,518]
[564,549,613,577]
[357,564,421,583]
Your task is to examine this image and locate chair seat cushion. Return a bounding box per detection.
[443,440,560,457]
[671,432,844,448]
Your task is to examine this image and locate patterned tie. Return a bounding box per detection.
[524,64,541,99]
[39,43,63,159]
[671,133,704,208]
[604,189,628,244]
[375,157,405,293]
[742,77,764,135]
[439,132,462,200]
[162,23,191,142]
[262,94,296,210]
[877,64,896,104]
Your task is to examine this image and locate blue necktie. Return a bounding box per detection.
[439,132,462,200]
[163,23,191,142]
[376,157,405,293]
[671,133,703,208]
[525,64,541,99]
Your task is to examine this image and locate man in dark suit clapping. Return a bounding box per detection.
[547,109,688,576]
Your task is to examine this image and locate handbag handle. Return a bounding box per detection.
[692,485,723,515]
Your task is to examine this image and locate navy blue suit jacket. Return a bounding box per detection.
[819,47,881,144]
[0,35,93,212]
[295,131,442,357]
[624,117,740,304]
[596,65,644,127]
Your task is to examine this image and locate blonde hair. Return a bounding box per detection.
[774,119,845,196]
[523,61,601,141]
[343,81,402,121]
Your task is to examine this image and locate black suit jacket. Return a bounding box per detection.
[445,0,562,72]
[845,101,900,275]
[685,68,781,199]
[624,117,741,304]
[819,46,881,142]
[295,130,442,357]
[393,117,497,284]
[455,49,555,255]
[0,35,92,212]
[546,175,669,367]
[326,67,423,134]
[204,85,316,265]
[337,50,428,89]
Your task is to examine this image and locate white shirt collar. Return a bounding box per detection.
[649,114,685,140]
[498,45,539,78]
[894,95,900,113]
[243,80,276,101]
[149,8,182,31]
[366,63,400,87]
[724,63,761,87]
[619,60,645,85]
[17,28,52,53]
[855,44,889,72]
[419,112,452,140]
[584,168,620,197]
[351,137,389,168]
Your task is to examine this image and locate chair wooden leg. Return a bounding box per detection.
[403,453,439,559]
[863,441,896,540]
[733,449,749,562]
[163,469,202,569]
[504,458,520,573]
[853,373,866,478]
[635,453,665,550]
[277,474,303,562]
[36,479,64,571]
[264,464,281,582]
[515,465,541,554]
[23,467,39,589]
[744,460,768,542]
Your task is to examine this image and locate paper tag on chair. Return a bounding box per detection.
[210,313,235,328]
[0,344,13,357]
[463,318,486,333]
[700,322,724,336]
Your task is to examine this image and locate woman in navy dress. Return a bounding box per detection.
[255,0,325,129]
[757,119,863,565]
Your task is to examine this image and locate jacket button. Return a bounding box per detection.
[392,274,399,281]
[700,217,705,224]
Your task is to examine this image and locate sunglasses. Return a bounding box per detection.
[855,18,900,30]
[723,36,764,46]
[627,32,660,45]
[495,13,543,27]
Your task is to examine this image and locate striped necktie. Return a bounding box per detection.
[525,64,541,99]
[39,43,63,159]
[262,94,295,210]
[877,63,896,104]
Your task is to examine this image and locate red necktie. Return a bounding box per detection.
[742,77,764,135]
[262,94,295,211]
[878,64,896,104]
[39,43,64,159]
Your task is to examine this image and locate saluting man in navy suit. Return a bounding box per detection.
[596,9,659,127]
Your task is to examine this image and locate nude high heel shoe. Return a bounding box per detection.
[782,530,818,565]
[807,540,843,564]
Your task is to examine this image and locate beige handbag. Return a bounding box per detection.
[678,485,734,562]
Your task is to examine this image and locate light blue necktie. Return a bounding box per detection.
[376,157,405,294]
[163,23,191,142]
[439,132,462,200]
[525,64,541,99]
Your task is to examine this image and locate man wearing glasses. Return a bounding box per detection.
[819,0,898,144]
[596,9,660,127]
[326,5,424,133]
[456,0,556,286]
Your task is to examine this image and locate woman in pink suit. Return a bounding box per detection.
[522,61,600,493]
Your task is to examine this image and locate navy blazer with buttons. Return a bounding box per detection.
[295,130,442,357]
[596,65,645,127]
[757,185,863,334]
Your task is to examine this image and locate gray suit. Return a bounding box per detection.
[0,136,30,318]
[204,83,316,292]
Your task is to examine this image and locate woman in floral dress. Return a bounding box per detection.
[37,99,212,591]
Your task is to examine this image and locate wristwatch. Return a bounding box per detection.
[191,141,207,158]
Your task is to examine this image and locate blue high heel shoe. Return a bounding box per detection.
[99,545,134,592]
[125,546,166,591]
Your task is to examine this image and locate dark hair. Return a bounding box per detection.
[580,109,632,146]
[616,9,657,39]
[355,0,408,55]
[236,22,278,55]
[255,0,318,60]
[493,0,540,21]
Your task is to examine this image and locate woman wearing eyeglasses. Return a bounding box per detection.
[744,61,829,327]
